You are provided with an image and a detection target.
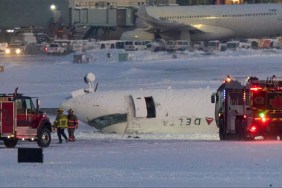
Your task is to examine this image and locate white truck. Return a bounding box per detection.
[146,39,166,52]
[226,40,251,50]
[45,43,67,55]
[165,40,191,51]
[272,37,282,49]
[207,40,226,51]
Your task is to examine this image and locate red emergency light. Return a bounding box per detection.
[250,86,262,91]
[249,125,257,132]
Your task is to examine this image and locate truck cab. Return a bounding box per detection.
[212,75,282,140]
[0,92,52,148]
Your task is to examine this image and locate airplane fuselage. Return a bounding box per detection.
[62,89,217,134]
[145,4,282,41]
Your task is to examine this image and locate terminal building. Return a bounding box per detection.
[0,0,281,42]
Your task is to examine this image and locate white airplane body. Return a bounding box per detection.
[62,88,217,134]
[121,4,282,41]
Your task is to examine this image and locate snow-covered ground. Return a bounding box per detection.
[1,49,282,187]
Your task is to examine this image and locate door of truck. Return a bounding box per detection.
[226,90,245,133]
[16,98,38,128]
[0,101,15,136]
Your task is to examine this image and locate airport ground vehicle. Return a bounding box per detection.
[146,39,166,52]
[5,43,25,55]
[0,90,52,148]
[207,40,226,51]
[124,40,149,51]
[165,40,191,51]
[45,43,67,55]
[226,40,251,50]
[273,37,282,49]
[0,43,8,53]
[211,75,282,140]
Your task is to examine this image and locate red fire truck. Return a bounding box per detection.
[211,75,282,140]
[0,90,52,147]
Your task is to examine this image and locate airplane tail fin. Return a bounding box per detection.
[135,5,150,28]
[135,5,148,19]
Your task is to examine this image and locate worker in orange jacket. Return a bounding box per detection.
[67,109,78,141]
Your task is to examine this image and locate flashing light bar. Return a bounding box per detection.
[225,75,232,83]
[259,112,265,118]
[249,125,257,132]
[250,86,262,91]
[253,113,268,123]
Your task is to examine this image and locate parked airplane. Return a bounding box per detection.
[121,4,282,41]
[61,73,217,134]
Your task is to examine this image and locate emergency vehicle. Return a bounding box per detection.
[211,75,282,140]
[0,89,52,148]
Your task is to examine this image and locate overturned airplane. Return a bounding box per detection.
[61,73,217,134]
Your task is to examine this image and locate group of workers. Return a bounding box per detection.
[52,108,79,144]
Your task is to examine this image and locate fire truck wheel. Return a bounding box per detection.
[219,118,226,140]
[3,138,18,148]
[235,117,246,140]
[37,128,51,148]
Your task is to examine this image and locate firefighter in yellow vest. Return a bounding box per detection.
[53,108,68,144]
[67,109,78,142]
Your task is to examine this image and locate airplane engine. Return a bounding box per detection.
[120,29,155,41]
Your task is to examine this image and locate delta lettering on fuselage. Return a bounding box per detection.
[162,117,201,127]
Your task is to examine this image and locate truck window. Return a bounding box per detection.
[50,44,59,48]
[229,91,245,105]
[16,99,23,110]
[25,99,33,110]
[16,98,35,114]
[16,99,26,114]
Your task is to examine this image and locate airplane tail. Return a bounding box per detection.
[135,5,150,28]
[135,5,148,19]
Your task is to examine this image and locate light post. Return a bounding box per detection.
[50,4,56,11]
[50,4,61,23]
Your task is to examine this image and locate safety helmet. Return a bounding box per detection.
[58,108,64,112]
[68,109,74,113]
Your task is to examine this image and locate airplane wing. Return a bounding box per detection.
[136,5,201,33]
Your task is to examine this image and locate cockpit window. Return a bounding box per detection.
[89,113,127,130]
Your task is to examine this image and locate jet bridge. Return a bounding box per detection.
[70,6,135,27]
[70,5,135,39]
